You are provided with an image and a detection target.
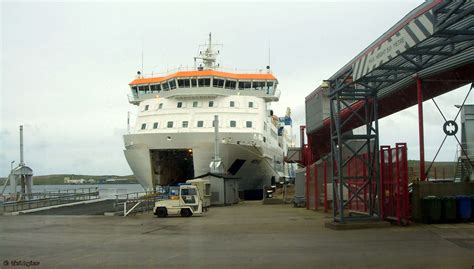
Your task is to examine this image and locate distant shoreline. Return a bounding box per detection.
[33,182,141,186]
[0,174,138,185]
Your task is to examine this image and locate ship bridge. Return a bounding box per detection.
[127,33,280,104]
[128,69,280,104]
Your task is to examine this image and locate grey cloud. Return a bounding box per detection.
[5,1,465,177]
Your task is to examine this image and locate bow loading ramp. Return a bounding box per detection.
[305,0,474,223]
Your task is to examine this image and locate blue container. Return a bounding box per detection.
[471,195,474,220]
[455,195,472,221]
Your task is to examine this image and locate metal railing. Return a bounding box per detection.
[114,191,168,216]
[455,142,474,161]
[138,66,273,78]
[127,85,280,104]
[1,187,99,213]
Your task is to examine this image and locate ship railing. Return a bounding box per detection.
[139,65,273,78]
[127,94,139,103]
[273,88,281,98]
[0,187,99,213]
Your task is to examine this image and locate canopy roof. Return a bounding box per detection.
[130,70,277,86]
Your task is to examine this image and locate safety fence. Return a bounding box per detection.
[306,143,410,225]
[114,191,169,216]
[380,143,410,225]
[1,187,99,213]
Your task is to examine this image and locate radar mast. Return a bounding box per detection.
[194,33,222,70]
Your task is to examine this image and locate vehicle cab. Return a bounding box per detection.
[154,184,203,217]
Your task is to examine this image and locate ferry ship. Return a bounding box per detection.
[123,34,294,199]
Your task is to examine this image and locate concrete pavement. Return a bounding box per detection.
[0,201,473,269]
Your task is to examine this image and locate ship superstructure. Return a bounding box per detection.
[123,34,294,199]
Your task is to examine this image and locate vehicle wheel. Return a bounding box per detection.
[156,207,168,218]
[180,208,193,217]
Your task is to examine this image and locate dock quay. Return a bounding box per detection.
[1,201,473,269]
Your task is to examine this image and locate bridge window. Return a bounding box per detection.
[177,102,183,108]
[178,79,190,88]
[248,102,254,108]
[246,121,253,128]
[197,121,204,128]
[138,85,149,93]
[253,81,265,90]
[191,79,197,87]
[158,103,163,109]
[144,105,149,111]
[238,81,251,90]
[153,122,159,129]
[150,84,161,92]
[162,82,170,91]
[266,81,274,93]
[213,78,224,88]
[169,80,177,90]
[198,78,211,87]
[230,120,236,127]
[182,121,189,128]
[193,101,199,108]
[225,80,236,90]
[131,86,138,95]
[141,123,147,130]
[167,121,174,128]
[208,101,214,107]
[230,101,235,107]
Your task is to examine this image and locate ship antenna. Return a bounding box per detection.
[268,42,271,67]
[141,39,144,75]
[267,41,271,73]
[194,32,222,70]
[208,32,212,49]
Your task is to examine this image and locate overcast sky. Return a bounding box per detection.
[1,1,472,177]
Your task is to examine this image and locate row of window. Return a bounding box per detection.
[132,78,275,94]
[143,101,256,111]
[140,120,254,130]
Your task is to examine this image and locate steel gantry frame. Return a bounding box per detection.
[328,0,474,223]
[329,87,380,223]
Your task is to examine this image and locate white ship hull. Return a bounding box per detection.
[123,35,294,199]
[124,131,284,195]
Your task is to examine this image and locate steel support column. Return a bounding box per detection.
[417,78,426,181]
[330,86,381,223]
[300,126,306,165]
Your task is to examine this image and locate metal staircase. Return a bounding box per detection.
[453,156,472,182]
